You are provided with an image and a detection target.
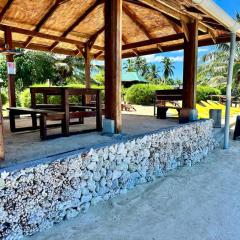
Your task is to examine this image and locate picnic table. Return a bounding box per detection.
[8,87,102,140]
[209,95,239,107]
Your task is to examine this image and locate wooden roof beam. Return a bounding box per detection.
[0,0,14,22]
[49,0,104,51]
[122,32,184,50]
[0,24,104,51]
[24,0,67,48]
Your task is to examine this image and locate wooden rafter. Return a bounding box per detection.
[0,0,14,22]
[181,20,189,42]
[94,51,103,59]
[87,26,104,50]
[24,0,66,47]
[124,0,182,34]
[123,3,163,52]
[49,0,104,51]
[208,29,217,44]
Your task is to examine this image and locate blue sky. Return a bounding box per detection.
[93,1,239,80]
[140,0,240,80]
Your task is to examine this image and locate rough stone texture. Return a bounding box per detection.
[0,120,218,239]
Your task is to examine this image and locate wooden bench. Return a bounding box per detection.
[8,107,65,140]
[154,89,183,119]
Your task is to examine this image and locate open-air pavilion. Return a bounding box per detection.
[0,1,240,238]
[0,0,239,164]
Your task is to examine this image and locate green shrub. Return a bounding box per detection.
[196,86,221,103]
[125,84,173,105]
[1,92,7,106]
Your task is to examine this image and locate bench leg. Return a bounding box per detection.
[157,108,168,119]
[9,111,16,132]
[40,115,47,141]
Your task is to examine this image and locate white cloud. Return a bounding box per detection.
[198,47,209,53]
[143,54,183,63]
[92,59,104,66]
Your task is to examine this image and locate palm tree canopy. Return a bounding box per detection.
[161,57,175,80]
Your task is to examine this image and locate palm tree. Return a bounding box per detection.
[198,12,240,95]
[161,57,175,83]
[146,63,161,84]
[134,56,148,76]
[123,59,135,72]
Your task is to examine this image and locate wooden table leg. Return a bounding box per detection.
[40,114,47,140]
[9,110,16,132]
[96,91,102,131]
[157,107,168,119]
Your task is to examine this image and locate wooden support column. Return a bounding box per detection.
[4,27,16,107]
[182,19,198,109]
[84,45,91,89]
[104,0,122,133]
[0,85,4,161]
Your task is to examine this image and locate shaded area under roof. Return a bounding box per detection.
[0,0,238,59]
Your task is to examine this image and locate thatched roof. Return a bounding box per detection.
[0,0,237,59]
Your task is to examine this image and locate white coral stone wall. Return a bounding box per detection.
[0,120,217,239]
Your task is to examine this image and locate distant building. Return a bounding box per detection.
[122,71,148,88]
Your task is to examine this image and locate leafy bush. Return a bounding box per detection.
[196,86,221,103]
[1,92,7,105]
[125,84,173,105]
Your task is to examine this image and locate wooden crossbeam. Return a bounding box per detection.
[122,33,184,50]
[0,0,14,22]
[24,0,66,47]
[0,24,104,51]
[49,0,104,51]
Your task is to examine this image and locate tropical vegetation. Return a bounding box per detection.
[197,13,240,97]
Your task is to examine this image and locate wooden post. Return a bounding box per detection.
[104,0,122,133]
[84,44,91,104]
[85,44,91,89]
[4,27,16,107]
[182,19,198,109]
[0,85,4,161]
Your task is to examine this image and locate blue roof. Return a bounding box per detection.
[122,71,148,83]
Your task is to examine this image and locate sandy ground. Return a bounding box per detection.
[25,136,240,240]
[2,114,179,167]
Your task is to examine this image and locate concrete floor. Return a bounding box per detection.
[1,114,179,168]
[26,138,240,240]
